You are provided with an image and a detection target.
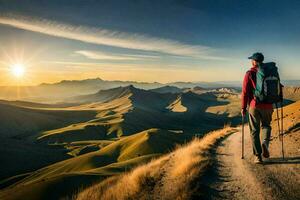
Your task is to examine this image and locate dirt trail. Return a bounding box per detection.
[74,127,299,200]
[204,127,300,200]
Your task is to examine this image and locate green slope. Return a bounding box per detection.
[0,102,96,139]
[0,102,96,180]
[0,128,189,200]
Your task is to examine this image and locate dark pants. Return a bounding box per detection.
[248,107,273,155]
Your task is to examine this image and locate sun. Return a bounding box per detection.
[11,63,25,78]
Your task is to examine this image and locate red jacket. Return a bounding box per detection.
[241,65,273,110]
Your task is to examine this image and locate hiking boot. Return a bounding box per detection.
[262,143,270,158]
[254,155,263,164]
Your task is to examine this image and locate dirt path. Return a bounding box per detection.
[204,126,300,200]
[74,127,299,200]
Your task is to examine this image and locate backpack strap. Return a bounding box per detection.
[247,69,256,88]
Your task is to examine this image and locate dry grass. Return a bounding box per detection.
[75,127,237,200]
[167,95,187,112]
[205,94,241,117]
[269,100,300,158]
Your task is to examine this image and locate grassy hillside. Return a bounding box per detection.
[0,102,96,139]
[0,129,189,200]
[0,78,242,103]
[149,85,183,94]
[269,100,300,159]
[167,95,187,112]
[75,128,237,200]
[74,100,300,200]
[0,100,76,108]
[0,85,245,199]
[0,85,242,177]
[0,78,163,103]
[205,92,241,117]
[1,82,299,200]
[283,86,300,102]
[38,86,235,144]
[37,92,132,143]
[0,101,96,180]
[66,86,134,103]
[0,137,70,182]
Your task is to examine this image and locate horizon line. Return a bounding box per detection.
[0,77,299,87]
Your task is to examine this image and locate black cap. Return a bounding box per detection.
[248,52,264,62]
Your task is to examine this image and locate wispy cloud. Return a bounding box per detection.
[0,15,221,58]
[75,50,159,60]
[42,60,196,71]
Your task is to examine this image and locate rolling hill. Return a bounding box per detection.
[37,85,238,145]
[0,129,188,200]
[2,83,298,200]
[0,101,96,180]
[75,99,300,200]
[0,78,243,103]
[1,77,298,103]
[149,85,183,94]
[0,101,96,139]
[0,84,243,200]
[283,86,300,102]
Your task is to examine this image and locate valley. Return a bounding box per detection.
[0,81,299,200]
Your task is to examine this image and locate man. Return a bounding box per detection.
[241,52,273,164]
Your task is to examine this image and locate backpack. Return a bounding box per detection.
[254,62,283,103]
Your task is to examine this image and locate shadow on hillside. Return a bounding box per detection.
[263,156,300,165]
[122,91,241,137]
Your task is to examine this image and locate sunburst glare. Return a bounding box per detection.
[10,63,25,78]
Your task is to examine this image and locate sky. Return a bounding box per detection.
[0,0,299,86]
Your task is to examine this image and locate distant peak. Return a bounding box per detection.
[193,86,205,90]
[128,84,135,89]
[78,77,103,82]
[91,77,103,81]
[123,84,140,91]
[40,77,103,86]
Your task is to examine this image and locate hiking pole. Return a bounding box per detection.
[276,103,283,159]
[276,103,281,142]
[241,114,245,159]
[280,102,285,160]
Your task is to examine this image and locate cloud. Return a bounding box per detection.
[0,15,221,58]
[42,60,195,71]
[75,50,159,60]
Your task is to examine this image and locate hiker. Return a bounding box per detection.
[241,52,282,164]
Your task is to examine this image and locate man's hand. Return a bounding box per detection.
[241,108,247,117]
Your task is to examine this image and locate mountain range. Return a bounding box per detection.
[1,77,299,103]
[0,83,299,200]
